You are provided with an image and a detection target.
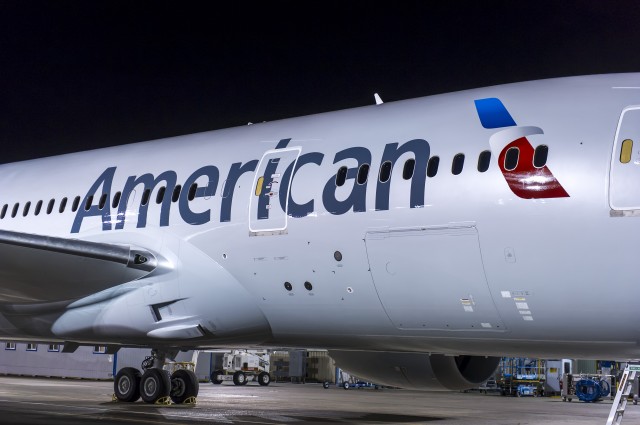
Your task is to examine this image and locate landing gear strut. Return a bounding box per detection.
[113,348,200,404]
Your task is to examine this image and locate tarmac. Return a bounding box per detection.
[0,376,638,425]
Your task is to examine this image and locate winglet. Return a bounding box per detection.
[474,98,516,128]
[374,93,383,105]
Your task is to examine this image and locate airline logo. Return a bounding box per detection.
[474,98,569,199]
[69,99,569,233]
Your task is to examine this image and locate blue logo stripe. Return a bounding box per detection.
[474,98,517,129]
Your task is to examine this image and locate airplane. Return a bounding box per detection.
[0,72,639,404]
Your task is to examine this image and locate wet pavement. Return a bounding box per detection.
[0,376,638,424]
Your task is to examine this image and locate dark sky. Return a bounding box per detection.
[2,1,640,163]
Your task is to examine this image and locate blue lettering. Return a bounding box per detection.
[375,139,429,211]
[71,167,116,233]
[279,152,324,218]
[179,166,219,225]
[220,160,258,222]
[322,147,371,215]
[116,171,177,229]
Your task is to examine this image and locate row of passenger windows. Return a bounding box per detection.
[335,145,549,186]
[0,146,550,220]
[4,342,106,353]
[0,182,199,220]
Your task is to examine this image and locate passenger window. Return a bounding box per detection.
[403,158,415,180]
[35,200,42,216]
[141,189,151,206]
[477,150,491,172]
[11,203,19,218]
[59,197,67,213]
[452,153,465,175]
[357,164,370,185]
[23,201,31,217]
[84,195,93,211]
[188,184,198,201]
[379,161,392,183]
[504,147,519,171]
[427,156,440,177]
[156,187,166,204]
[47,199,55,215]
[1,204,7,219]
[112,191,121,208]
[620,139,633,164]
[99,193,107,210]
[534,145,548,168]
[72,196,80,212]
[335,166,348,187]
[172,185,182,202]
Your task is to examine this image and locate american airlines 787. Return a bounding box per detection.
[0,73,637,403]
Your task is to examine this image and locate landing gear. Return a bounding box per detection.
[170,370,199,404]
[114,367,141,402]
[113,348,200,405]
[140,368,171,404]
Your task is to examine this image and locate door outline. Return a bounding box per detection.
[364,225,506,332]
[249,147,301,235]
[610,105,640,211]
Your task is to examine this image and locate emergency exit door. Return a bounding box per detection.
[610,106,640,211]
[249,147,301,235]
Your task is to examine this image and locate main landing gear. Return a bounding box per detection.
[113,349,199,404]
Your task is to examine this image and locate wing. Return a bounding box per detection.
[0,229,159,307]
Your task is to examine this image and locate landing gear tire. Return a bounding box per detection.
[170,370,199,404]
[210,370,224,384]
[140,369,171,404]
[233,371,247,386]
[114,367,141,402]
[258,372,271,386]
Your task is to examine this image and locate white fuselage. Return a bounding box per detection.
[1,73,639,359]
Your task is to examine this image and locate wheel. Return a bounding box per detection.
[210,370,223,384]
[170,370,199,404]
[323,381,330,389]
[114,367,141,402]
[258,372,271,386]
[233,371,247,386]
[343,382,350,390]
[140,369,171,404]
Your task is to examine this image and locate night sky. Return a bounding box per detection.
[2,1,640,164]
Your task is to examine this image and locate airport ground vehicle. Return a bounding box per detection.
[210,350,271,386]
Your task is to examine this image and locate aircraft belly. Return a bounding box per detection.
[365,224,506,332]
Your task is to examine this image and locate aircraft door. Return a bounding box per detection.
[610,106,640,211]
[365,225,505,331]
[249,147,301,235]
